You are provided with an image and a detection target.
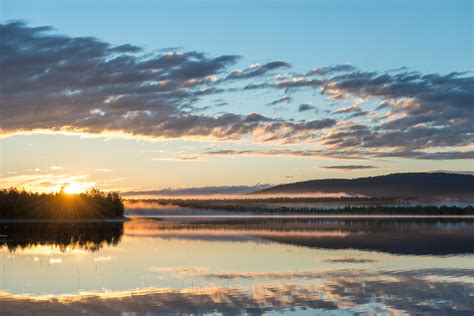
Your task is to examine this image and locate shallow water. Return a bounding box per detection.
[0,217,473,315]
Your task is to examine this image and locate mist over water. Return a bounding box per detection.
[124,198,474,217]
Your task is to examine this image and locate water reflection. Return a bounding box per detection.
[1,269,473,315]
[0,221,124,252]
[127,217,474,255]
[0,217,472,315]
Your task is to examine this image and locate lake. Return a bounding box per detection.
[0,217,473,315]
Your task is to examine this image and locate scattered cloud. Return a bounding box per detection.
[323,257,377,263]
[207,148,474,160]
[267,95,292,106]
[321,165,378,171]
[151,154,207,162]
[225,61,290,81]
[298,103,316,112]
[306,64,357,76]
[94,168,114,172]
[333,105,361,114]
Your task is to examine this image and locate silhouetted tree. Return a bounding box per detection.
[0,188,125,219]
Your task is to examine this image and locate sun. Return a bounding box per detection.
[63,181,88,195]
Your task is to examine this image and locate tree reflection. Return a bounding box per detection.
[0,221,124,252]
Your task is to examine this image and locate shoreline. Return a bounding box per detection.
[0,217,129,223]
[128,214,474,220]
[1,214,474,223]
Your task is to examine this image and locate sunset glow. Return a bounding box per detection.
[63,182,93,195]
[0,1,472,194]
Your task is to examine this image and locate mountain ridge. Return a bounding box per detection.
[250,172,474,198]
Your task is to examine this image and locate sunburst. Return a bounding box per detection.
[63,181,90,194]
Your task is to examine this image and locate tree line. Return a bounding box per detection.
[0,188,125,219]
[137,198,474,215]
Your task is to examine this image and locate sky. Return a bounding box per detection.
[0,0,473,194]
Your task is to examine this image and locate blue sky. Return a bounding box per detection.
[2,0,471,72]
[0,0,472,194]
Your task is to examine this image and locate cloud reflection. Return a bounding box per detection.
[0,268,472,315]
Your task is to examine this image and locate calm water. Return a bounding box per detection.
[0,217,473,315]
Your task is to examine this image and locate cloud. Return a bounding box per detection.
[319,70,474,151]
[213,98,228,107]
[241,67,473,158]
[225,61,290,80]
[306,64,357,76]
[321,165,378,171]
[207,148,330,159]
[267,95,292,106]
[333,105,362,114]
[207,148,474,160]
[374,150,474,160]
[94,168,114,172]
[332,105,369,118]
[1,21,472,161]
[323,257,377,263]
[151,155,207,162]
[298,103,316,112]
[0,22,340,145]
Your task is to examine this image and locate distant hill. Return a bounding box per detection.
[123,184,271,197]
[251,173,474,198]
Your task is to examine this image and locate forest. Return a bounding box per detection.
[136,197,474,215]
[0,188,125,219]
